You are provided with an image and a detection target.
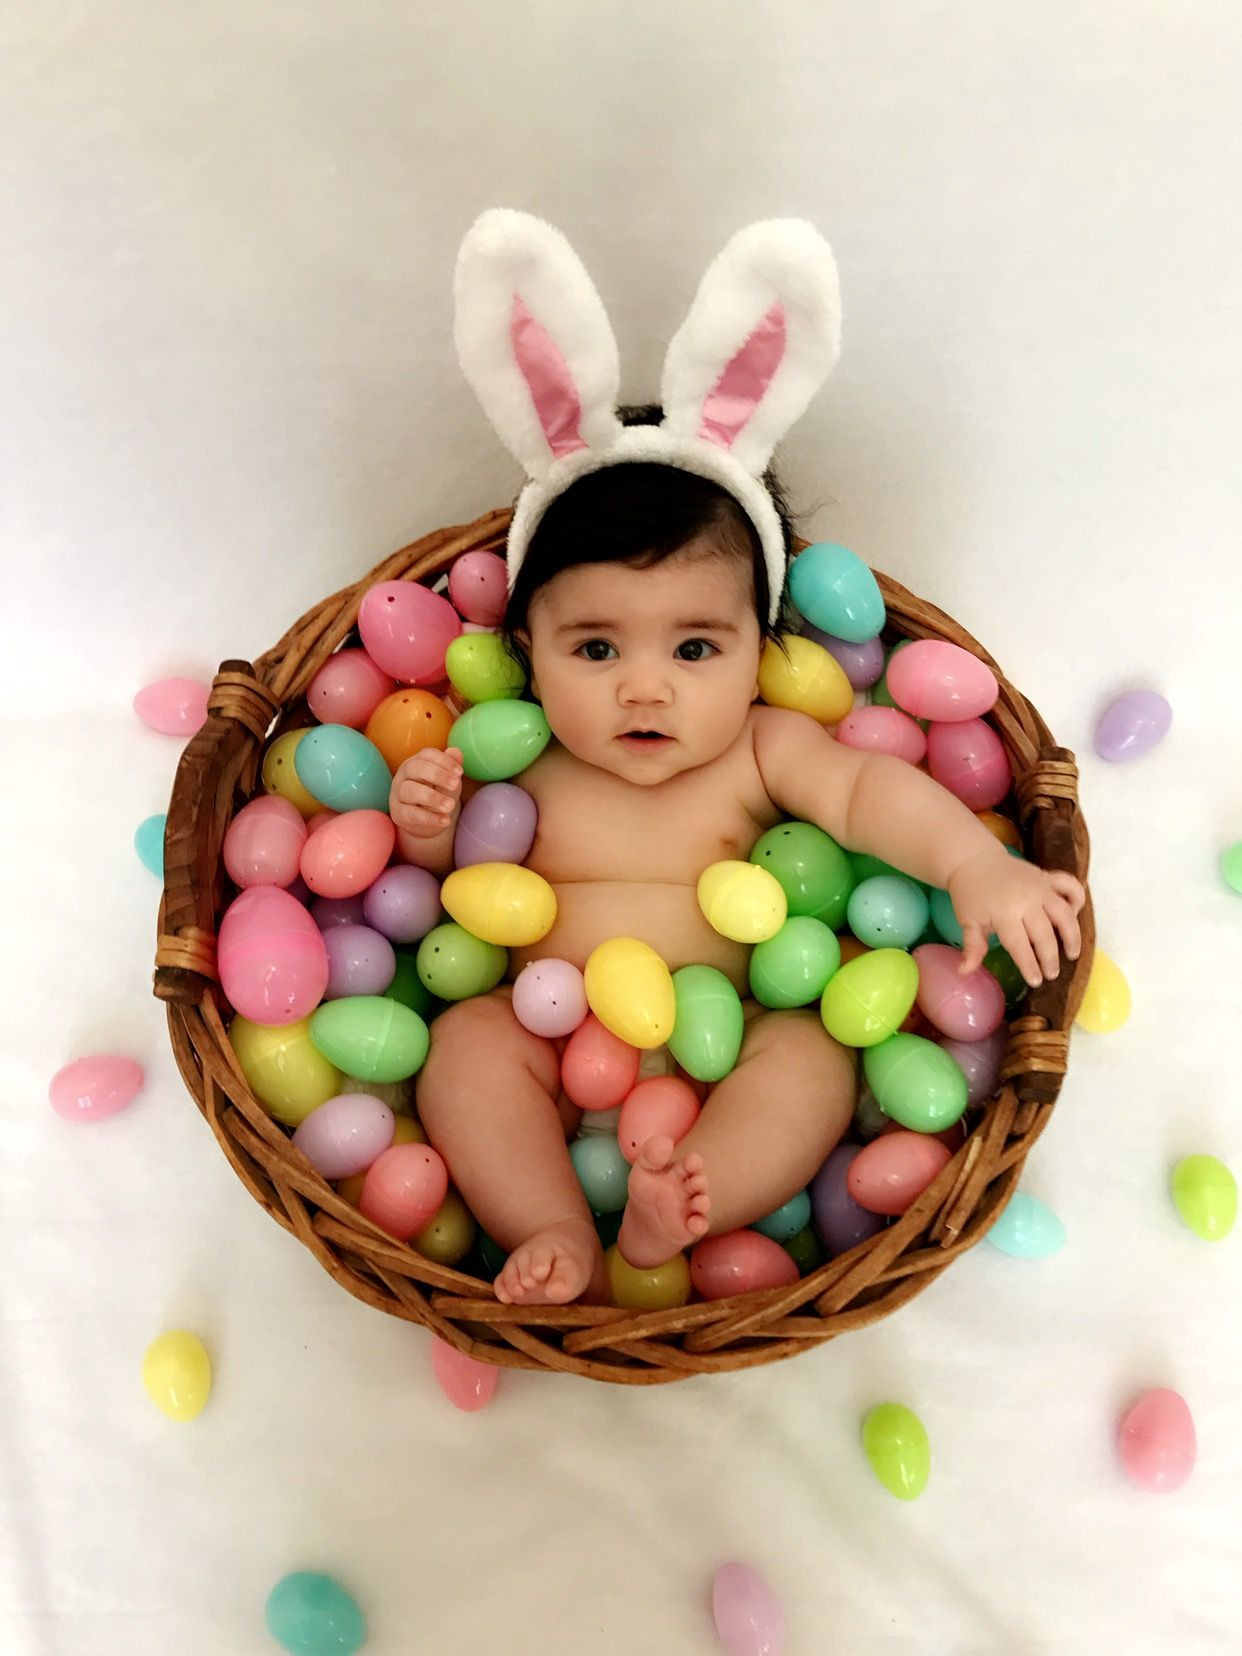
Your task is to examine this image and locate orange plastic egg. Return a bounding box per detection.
[359,1142,449,1240]
[300,809,396,899]
[617,1076,701,1163]
[846,1132,952,1215]
[365,689,455,772]
[560,1014,641,1112]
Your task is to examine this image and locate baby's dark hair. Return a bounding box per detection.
[501,404,795,679]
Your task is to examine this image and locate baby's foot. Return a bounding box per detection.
[493,1217,605,1306]
[617,1135,711,1269]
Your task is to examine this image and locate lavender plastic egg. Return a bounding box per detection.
[311,895,369,931]
[362,865,443,942]
[810,1144,887,1254]
[453,782,538,868]
[939,1026,1007,1106]
[799,625,886,689]
[323,924,398,999]
[291,1092,396,1178]
[512,958,589,1038]
[1094,690,1173,762]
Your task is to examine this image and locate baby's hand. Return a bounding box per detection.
[947,848,1086,988]
[389,746,464,839]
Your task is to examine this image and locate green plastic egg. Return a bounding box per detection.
[984,944,1028,1008]
[1222,840,1242,894]
[862,1402,930,1500]
[308,996,429,1083]
[668,964,745,1082]
[848,850,908,885]
[229,1015,343,1126]
[415,922,507,1001]
[445,632,526,704]
[863,1032,969,1132]
[293,723,392,812]
[265,1571,366,1656]
[784,1224,827,1275]
[570,1136,631,1213]
[449,700,551,781]
[749,821,856,926]
[869,641,919,714]
[847,875,930,948]
[819,948,918,1047]
[1171,1154,1237,1241]
[749,916,841,1008]
[383,947,439,1018]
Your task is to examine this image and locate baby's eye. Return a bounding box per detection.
[576,638,617,662]
[675,638,717,662]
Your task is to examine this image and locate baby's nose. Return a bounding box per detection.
[618,661,673,706]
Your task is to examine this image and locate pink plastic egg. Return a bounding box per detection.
[361,865,443,943]
[834,704,927,763]
[223,795,309,889]
[300,809,396,899]
[618,1076,701,1163]
[939,1026,1007,1106]
[307,648,396,729]
[846,1132,953,1216]
[453,783,538,868]
[560,1014,642,1111]
[886,639,998,722]
[689,1231,800,1300]
[133,676,210,736]
[218,885,330,1025]
[291,1092,395,1178]
[1118,1388,1196,1492]
[913,944,1005,1040]
[712,1561,786,1656]
[358,580,462,686]
[431,1335,500,1411]
[512,959,588,1038]
[447,550,509,627]
[925,718,1012,810]
[48,1055,145,1122]
[359,1142,449,1239]
[322,924,397,998]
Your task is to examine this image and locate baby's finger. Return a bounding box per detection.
[999,921,1042,988]
[1025,911,1061,981]
[958,922,988,975]
[1048,896,1082,962]
[1048,870,1085,913]
[401,780,458,814]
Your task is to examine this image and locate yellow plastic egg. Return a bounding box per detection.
[229,1015,343,1125]
[606,1244,692,1309]
[757,636,854,724]
[584,938,676,1049]
[976,810,1022,850]
[261,730,322,818]
[391,1115,427,1144]
[1074,950,1131,1033]
[440,862,557,947]
[697,860,788,943]
[142,1330,212,1422]
[413,1188,476,1264]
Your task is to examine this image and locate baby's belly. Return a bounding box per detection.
[506,879,751,995]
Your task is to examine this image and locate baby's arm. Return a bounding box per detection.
[389,746,464,877]
[752,707,1084,987]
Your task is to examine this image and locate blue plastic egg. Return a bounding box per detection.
[135,813,166,876]
[751,1189,812,1243]
[846,875,930,949]
[293,724,392,812]
[787,542,886,643]
[570,1135,632,1214]
[265,1571,366,1656]
[986,1190,1066,1259]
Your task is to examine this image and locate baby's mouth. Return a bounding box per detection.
[618,729,672,745]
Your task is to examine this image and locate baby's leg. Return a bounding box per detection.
[416,988,605,1305]
[618,1007,856,1269]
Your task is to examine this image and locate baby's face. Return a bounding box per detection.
[519,538,763,785]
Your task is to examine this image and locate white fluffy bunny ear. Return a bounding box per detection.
[454,209,623,482]
[660,220,841,477]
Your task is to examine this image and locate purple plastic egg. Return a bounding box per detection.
[799,625,886,689]
[291,1092,396,1178]
[311,895,369,931]
[361,865,443,943]
[939,1026,1007,1106]
[49,1055,145,1122]
[712,1561,786,1656]
[322,924,397,998]
[512,958,589,1038]
[1094,690,1173,763]
[809,1144,887,1254]
[453,782,538,868]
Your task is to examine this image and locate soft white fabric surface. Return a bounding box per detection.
[3,5,1240,1652]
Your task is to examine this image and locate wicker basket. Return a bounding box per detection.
[153,506,1093,1385]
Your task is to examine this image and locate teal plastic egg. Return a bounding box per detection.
[667,965,745,1082]
[847,875,930,948]
[751,1189,812,1242]
[986,1190,1067,1258]
[415,923,507,1001]
[570,1135,631,1213]
[449,700,551,781]
[749,821,855,925]
[309,996,429,1083]
[293,724,392,811]
[749,917,841,1008]
[863,1032,969,1132]
[265,1571,366,1656]
[787,542,886,642]
[134,813,166,876]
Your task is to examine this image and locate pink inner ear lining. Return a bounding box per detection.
[509,294,588,461]
[697,300,787,451]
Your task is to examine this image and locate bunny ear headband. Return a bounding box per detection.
[453,209,842,626]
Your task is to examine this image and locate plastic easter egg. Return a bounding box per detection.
[847,1131,952,1215]
[361,864,443,943]
[265,1571,366,1656]
[749,917,841,1009]
[886,639,998,722]
[1171,1154,1237,1241]
[415,922,507,1000]
[382,948,438,1020]
[757,635,853,723]
[1095,689,1173,763]
[450,700,551,781]
[48,1054,144,1122]
[445,631,526,704]
[359,1141,448,1238]
[617,1076,701,1162]
[820,948,918,1047]
[311,895,368,931]
[309,996,429,1083]
[300,809,395,900]
[1075,950,1131,1033]
[606,1244,692,1310]
[846,875,930,949]
[913,943,1005,1040]
[810,1144,888,1254]
[307,649,395,730]
[142,1330,212,1423]
[863,1032,969,1133]
[512,958,588,1038]
[749,822,855,925]
[229,1016,342,1125]
[412,1188,476,1264]
[928,885,998,953]
[293,724,392,813]
[926,718,1012,810]
[698,860,787,943]
[690,1231,800,1299]
[853,1084,890,1138]
[799,624,886,688]
[441,861,557,947]
[939,1026,1007,1106]
[431,1335,499,1411]
[319,923,395,999]
[453,781,539,867]
[262,730,323,817]
[787,542,885,642]
[1118,1389,1196,1493]
[668,965,745,1083]
[1222,840,1242,894]
[784,1225,826,1275]
[291,1093,395,1179]
[985,944,1029,1008]
[358,578,462,685]
[561,1013,642,1111]
[977,810,1022,850]
[986,1190,1066,1258]
[133,675,210,736]
[570,1135,631,1213]
[134,813,165,876]
[218,885,330,1025]
[834,704,928,763]
[751,1189,812,1243]
[447,548,508,625]
[869,642,916,712]
[862,1402,930,1500]
[584,938,676,1048]
[363,688,454,771]
[223,795,308,889]
[712,1561,787,1656]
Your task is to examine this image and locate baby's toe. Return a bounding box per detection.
[682,1152,705,1177]
[638,1134,675,1172]
[528,1245,555,1283]
[687,1214,710,1237]
[688,1191,711,1218]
